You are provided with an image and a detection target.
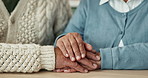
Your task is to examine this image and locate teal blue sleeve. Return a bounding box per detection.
[100,43,148,70]
[54,0,87,46]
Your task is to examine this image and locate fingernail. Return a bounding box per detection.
[93,64,98,68]
[84,69,88,73]
[71,57,75,61]
[56,69,61,72]
[96,56,100,60]
[81,54,85,58]
[64,70,69,72]
[76,56,81,60]
[65,54,69,57]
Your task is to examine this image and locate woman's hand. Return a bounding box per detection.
[57,33,93,61]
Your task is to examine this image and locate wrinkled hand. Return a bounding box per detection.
[57,33,93,61]
[55,47,88,73]
[56,32,101,73]
[55,50,101,73]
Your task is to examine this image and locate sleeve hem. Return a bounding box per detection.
[100,48,113,70]
[40,46,55,71]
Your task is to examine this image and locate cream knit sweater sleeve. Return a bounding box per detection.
[54,0,72,37]
[0,43,55,73]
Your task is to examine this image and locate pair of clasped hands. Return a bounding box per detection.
[55,33,101,73]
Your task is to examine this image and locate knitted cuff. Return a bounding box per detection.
[40,46,55,71]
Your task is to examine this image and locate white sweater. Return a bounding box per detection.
[0,0,71,73]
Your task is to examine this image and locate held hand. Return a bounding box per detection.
[55,50,101,73]
[55,47,88,73]
[77,51,101,70]
[56,59,101,73]
[57,33,88,61]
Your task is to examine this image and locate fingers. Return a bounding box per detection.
[73,33,86,58]
[90,60,101,69]
[55,47,88,73]
[84,42,98,53]
[54,68,77,73]
[81,65,95,71]
[64,69,77,73]
[54,67,73,73]
[69,35,81,61]
[78,58,98,70]
[62,38,74,59]
[68,61,88,73]
[57,39,69,57]
[86,52,101,61]
[57,33,86,61]
[84,42,93,51]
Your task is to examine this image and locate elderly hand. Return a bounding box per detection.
[57,33,93,61]
[54,49,101,73]
[55,47,88,73]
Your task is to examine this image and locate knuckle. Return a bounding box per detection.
[66,43,70,48]
[81,50,86,54]
[66,33,70,35]
[67,45,71,50]
[73,33,79,37]
[68,51,74,55]
[71,41,76,45]
[74,49,79,53]
[63,36,68,40]
[74,33,80,36]
[67,33,73,36]
[78,42,83,47]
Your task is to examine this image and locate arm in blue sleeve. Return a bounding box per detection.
[100,43,148,70]
[54,0,88,46]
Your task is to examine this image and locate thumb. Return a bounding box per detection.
[84,42,93,51]
[84,42,97,53]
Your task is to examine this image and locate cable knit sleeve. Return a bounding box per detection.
[0,43,55,73]
[54,0,72,37]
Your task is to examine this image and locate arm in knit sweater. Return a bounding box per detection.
[0,43,55,73]
[0,0,71,73]
[53,0,72,37]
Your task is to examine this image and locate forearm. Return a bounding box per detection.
[0,43,55,73]
[100,43,148,70]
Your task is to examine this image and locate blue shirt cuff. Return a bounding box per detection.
[100,48,113,70]
[54,33,67,47]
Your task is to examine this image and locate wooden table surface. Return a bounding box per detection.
[0,70,148,78]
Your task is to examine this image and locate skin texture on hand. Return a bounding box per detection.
[56,32,101,73]
[55,47,101,73]
[57,33,87,61]
[55,47,88,73]
[56,59,101,73]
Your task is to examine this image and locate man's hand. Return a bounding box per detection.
[55,48,101,73]
[57,33,93,61]
[55,47,88,73]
